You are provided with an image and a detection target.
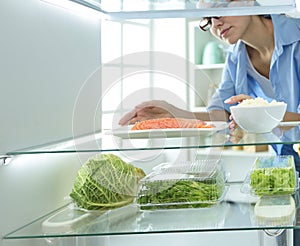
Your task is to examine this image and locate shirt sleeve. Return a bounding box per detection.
[206,60,237,113]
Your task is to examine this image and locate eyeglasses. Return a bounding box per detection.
[199,17,220,31]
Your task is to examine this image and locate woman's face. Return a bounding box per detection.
[209,15,252,44]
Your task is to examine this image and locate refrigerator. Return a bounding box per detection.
[1,0,299,246]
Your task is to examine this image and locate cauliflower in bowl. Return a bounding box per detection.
[237,97,286,107]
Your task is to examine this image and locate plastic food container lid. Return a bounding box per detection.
[253,195,296,226]
[137,160,227,210]
[152,159,220,174]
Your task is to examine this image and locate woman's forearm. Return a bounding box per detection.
[283,111,300,121]
[194,110,230,122]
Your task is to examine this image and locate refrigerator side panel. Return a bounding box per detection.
[0,153,83,246]
[0,0,101,154]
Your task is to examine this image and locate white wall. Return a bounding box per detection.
[0,0,101,245]
[0,0,101,154]
[0,153,82,246]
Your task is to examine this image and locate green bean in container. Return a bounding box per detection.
[137,161,226,210]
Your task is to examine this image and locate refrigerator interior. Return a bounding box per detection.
[1,0,299,246]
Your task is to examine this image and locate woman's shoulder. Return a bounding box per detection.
[271,14,300,45]
[271,14,300,29]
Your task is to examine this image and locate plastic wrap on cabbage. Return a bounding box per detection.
[70,154,146,211]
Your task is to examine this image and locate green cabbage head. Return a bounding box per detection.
[70,154,146,211]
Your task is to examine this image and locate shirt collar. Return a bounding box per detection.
[227,40,245,62]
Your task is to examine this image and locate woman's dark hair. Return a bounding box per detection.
[262,15,271,19]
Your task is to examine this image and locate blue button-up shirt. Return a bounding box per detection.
[207,14,300,114]
[206,14,300,168]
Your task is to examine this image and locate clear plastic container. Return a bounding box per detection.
[136,160,226,210]
[253,195,296,226]
[137,203,230,231]
[242,155,298,196]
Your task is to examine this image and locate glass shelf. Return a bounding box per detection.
[5,127,299,242]
[68,0,297,19]
[6,124,300,155]
[4,183,300,240]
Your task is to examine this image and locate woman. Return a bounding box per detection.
[120,15,300,153]
[119,14,300,128]
[119,14,300,244]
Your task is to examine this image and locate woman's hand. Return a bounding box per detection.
[118,100,189,126]
[224,94,252,105]
[224,94,253,129]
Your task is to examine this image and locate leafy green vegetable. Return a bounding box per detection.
[70,154,146,211]
[137,170,225,209]
[250,156,296,196]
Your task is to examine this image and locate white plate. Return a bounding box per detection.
[106,121,228,139]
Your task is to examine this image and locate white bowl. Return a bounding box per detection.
[230,103,287,133]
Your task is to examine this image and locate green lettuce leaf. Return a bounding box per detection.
[70,154,145,210]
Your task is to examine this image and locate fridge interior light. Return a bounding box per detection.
[41,0,108,20]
